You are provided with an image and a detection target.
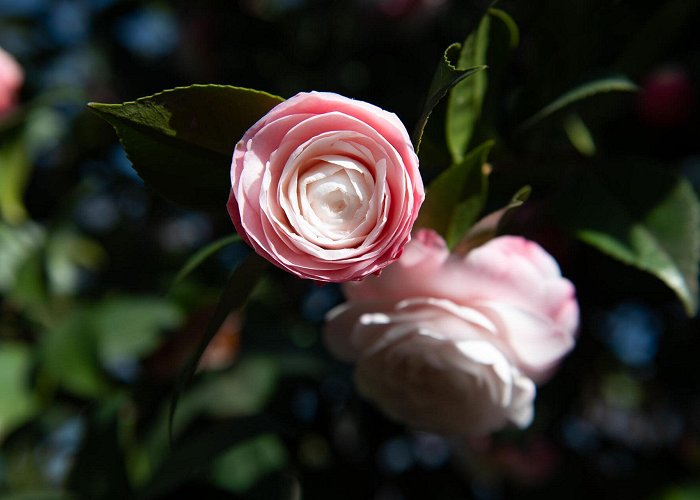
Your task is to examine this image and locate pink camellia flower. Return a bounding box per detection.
[227,91,424,282]
[324,229,578,436]
[0,47,23,117]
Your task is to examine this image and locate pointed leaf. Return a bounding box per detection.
[563,113,596,157]
[168,252,269,442]
[413,43,486,152]
[446,14,490,163]
[517,76,638,132]
[416,140,493,247]
[170,234,241,288]
[454,185,531,254]
[89,85,284,211]
[557,163,699,316]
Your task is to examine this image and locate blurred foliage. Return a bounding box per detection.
[0,0,700,499]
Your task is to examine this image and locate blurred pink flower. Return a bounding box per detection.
[324,229,579,435]
[0,47,23,117]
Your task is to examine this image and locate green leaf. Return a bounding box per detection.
[140,416,283,500]
[517,76,638,132]
[93,297,183,364]
[88,85,284,211]
[413,43,486,152]
[446,14,490,163]
[416,141,494,248]
[0,134,31,224]
[169,252,269,442]
[39,309,109,398]
[563,113,596,157]
[0,343,39,441]
[488,8,519,48]
[453,185,531,254]
[170,234,241,288]
[557,162,700,316]
[210,433,287,493]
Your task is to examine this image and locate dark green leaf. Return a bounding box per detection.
[517,76,638,132]
[168,252,269,442]
[140,416,284,500]
[446,14,490,163]
[453,185,531,254]
[171,234,241,288]
[88,85,284,211]
[412,44,486,152]
[0,134,31,224]
[210,433,287,493]
[557,163,699,316]
[488,8,520,48]
[416,141,494,248]
[0,343,39,441]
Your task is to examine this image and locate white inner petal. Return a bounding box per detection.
[300,156,373,239]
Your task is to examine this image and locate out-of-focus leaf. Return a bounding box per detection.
[45,228,105,296]
[517,76,638,132]
[68,398,133,500]
[140,416,283,500]
[39,309,109,398]
[0,343,39,441]
[488,8,519,48]
[93,297,183,364]
[169,253,269,441]
[454,185,531,254]
[416,141,493,248]
[0,222,44,292]
[210,433,287,493]
[557,163,700,316]
[0,134,31,224]
[88,85,284,211]
[171,234,241,288]
[186,356,279,418]
[563,113,596,157]
[661,483,700,500]
[413,43,485,152]
[0,492,76,500]
[446,14,490,163]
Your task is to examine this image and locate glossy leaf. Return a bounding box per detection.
[417,141,493,248]
[413,43,486,152]
[517,76,638,132]
[88,85,284,211]
[557,163,700,316]
[446,14,490,163]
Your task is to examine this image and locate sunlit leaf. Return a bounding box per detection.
[557,162,700,316]
[413,43,485,152]
[446,14,490,163]
[170,234,241,288]
[88,85,284,211]
[416,141,493,248]
[517,76,638,132]
[0,343,39,441]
